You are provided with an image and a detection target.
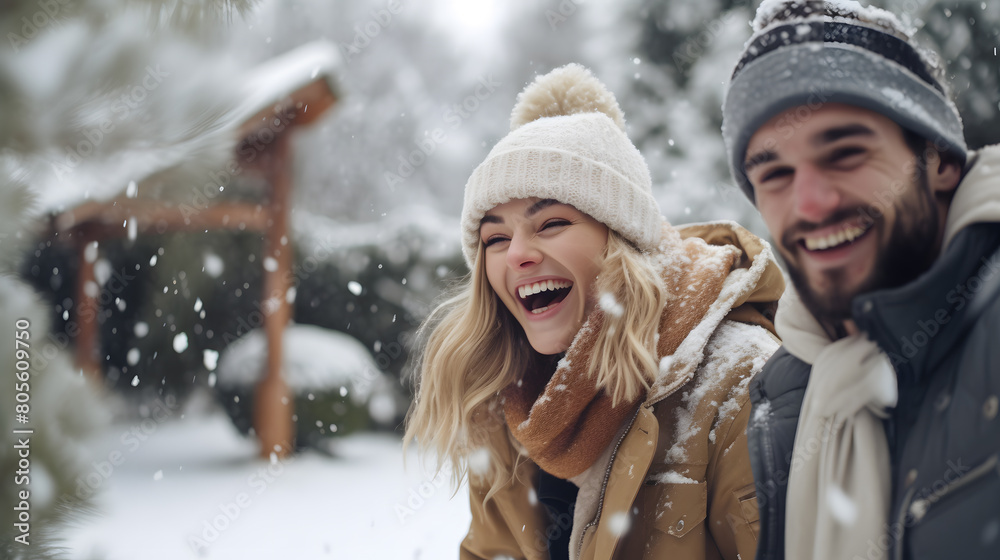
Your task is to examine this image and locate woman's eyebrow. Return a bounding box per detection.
[481,199,561,226]
[525,198,559,217]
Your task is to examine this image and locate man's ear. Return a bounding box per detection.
[926,145,963,196]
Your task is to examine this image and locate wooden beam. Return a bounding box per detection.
[253,133,295,458]
[52,201,270,239]
[74,231,101,381]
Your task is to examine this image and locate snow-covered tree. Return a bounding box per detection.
[1,0,257,556]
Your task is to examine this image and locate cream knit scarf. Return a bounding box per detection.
[502,225,739,479]
[779,287,897,560]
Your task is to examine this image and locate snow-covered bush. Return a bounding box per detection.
[0,179,110,557]
[288,206,465,381]
[214,324,398,449]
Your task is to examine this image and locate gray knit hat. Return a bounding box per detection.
[460,64,661,268]
[722,0,967,203]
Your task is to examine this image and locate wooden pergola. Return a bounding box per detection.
[48,42,342,458]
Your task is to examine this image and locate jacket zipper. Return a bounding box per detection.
[575,404,643,560]
[907,453,999,523]
[891,485,916,560]
[756,407,781,559]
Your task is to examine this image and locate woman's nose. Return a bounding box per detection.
[505,232,542,269]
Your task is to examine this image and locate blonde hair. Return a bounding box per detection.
[404,230,666,499]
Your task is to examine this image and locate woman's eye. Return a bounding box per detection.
[483,235,509,248]
[541,219,571,230]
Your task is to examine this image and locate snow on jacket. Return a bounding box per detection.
[460,221,785,560]
[746,144,1000,560]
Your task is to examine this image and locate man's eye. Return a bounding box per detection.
[830,147,866,164]
[760,168,792,183]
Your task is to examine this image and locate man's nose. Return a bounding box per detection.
[791,164,841,223]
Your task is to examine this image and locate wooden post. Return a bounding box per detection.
[253,132,295,458]
[74,231,101,381]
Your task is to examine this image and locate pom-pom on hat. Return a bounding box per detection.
[460,63,661,268]
[722,0,967,203]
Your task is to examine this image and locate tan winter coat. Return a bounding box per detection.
[459,221,785,560]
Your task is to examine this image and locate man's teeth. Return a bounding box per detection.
[517,279,571,300]
[804,225,868,251]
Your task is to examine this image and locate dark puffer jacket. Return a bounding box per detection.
[747,148,1000,560]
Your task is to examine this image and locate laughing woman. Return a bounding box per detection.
[404,64,784,560]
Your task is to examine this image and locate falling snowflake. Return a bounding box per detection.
[827,484,857,526]
[467,447,491,476]
[606,511,631,536]
[203,253,224,278]
[173,333,188,353]
[348,281,363,295]
[599,292,624,317]
[203,349,219,371]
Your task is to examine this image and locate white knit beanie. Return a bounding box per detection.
[460,63,661,268]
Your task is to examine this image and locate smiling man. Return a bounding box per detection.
[721,1,1000,560]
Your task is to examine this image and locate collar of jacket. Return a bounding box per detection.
[646,220,784,406]
[851,145,1000,382]
[851,223,1000,382]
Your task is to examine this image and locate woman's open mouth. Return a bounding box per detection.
[517,279,573,315]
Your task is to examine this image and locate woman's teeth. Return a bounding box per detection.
[517,279,572,300]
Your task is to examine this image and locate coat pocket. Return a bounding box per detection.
[908,454,1000,560]
[732,482,760,535]
[650,481,708,538]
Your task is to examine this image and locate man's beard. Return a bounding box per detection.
[782,167,941,327]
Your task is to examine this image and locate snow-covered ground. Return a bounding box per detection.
[63,402,471,560]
